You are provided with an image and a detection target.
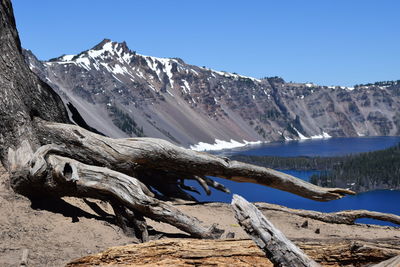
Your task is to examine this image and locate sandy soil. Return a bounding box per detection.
[1,163,399,266]
[0,164,135,266]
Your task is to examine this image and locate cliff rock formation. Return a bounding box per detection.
[24,41,400,148]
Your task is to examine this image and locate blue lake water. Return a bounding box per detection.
[187,136,400,226]
[217,136,400,157]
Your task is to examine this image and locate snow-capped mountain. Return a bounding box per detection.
[24,39,400,149]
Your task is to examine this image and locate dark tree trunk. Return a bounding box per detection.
[0,0,69,167]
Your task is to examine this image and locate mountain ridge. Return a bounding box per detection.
[23,39,400,149]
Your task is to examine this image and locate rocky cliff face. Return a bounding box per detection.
[23,39,400,148]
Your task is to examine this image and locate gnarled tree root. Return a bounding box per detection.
[7,118,356,241]
[255,202,400,226]
[10,144,224,240]
[33,119,355,202]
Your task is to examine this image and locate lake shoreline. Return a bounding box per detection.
[186,136,400,226]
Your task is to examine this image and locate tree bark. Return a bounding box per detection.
[8,143,224,239]
[66,239,273,267]
[232,194,320,267]
[255,202,400,226]
[29,119,355,202]
[0,0,69,166]
[297,239,400,266]
[66,238,400,267]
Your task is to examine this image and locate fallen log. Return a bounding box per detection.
[231,194,320,266]
[66,238,400,266]
[372,255,400,267]
[66,239,272,267]
[299,239,400,266]
[255,202,400,226]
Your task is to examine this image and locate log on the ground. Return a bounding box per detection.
[298,239,400,266]
[231,194,320,267]
[66,238,400,267]
[66,239,272,267]
[372,255,400,267]
[256,202,400,226]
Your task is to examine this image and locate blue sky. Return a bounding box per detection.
[12,0,400,86]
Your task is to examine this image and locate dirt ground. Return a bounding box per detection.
[1,164,399,266]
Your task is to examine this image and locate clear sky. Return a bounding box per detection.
[12,0,400,86]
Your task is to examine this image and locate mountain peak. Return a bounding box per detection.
[91,38,112,50]
[90,39,133,55]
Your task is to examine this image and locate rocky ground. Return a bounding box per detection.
[1,163,399,266]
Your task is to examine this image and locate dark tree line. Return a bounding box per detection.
[354,80,400,88]
[231,143,400,192]
[230,154,344,171]
[310,143,400,192]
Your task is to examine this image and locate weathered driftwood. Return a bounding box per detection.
[7,122,353,240]
[15,145,223,239]
[66,239,273,267]
[256,202,400,226]
[66,238,400,266]
[298,239,400,266]
[30,119,354,202]
[372,255,400,267]
[6,118,355,239]
[231,194,320,267]
[111,201,149,242]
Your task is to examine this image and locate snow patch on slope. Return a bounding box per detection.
[293,127,308,140]
[190,139,262,151]
[75,57,91,71]
[310,132,332,139]
[141,55,176,87]
[182,79,191,92]
[212,69,261,83]
[292,128,332,141]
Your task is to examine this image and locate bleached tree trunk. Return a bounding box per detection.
[255,202,400,226]
[231,194,320,267]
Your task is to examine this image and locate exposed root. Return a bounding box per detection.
[256,202,400,226]
[35,119,355,201]
[17,146,225,239]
